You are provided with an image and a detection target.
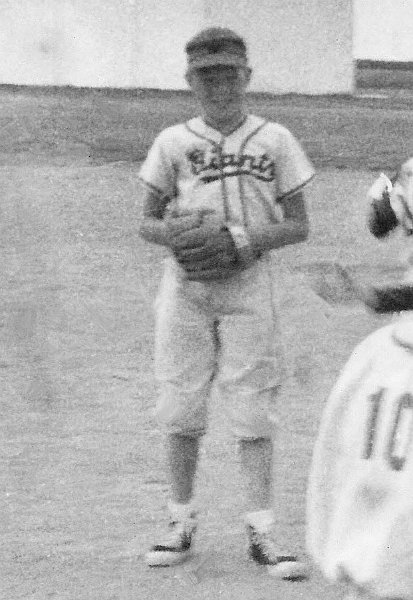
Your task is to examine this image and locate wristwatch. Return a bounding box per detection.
[225,224,259,267]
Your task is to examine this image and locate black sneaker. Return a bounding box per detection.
[247,525,310,580]
[145,516,197,567]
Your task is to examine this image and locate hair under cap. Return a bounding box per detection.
[186,27,248,70]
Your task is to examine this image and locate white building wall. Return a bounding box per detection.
[354,0,413,61]
[203,0,353,94]
[0,0,205,88]
[0,0,353,93]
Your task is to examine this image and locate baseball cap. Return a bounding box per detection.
[185,27,248,71]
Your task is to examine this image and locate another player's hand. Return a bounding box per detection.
[304,261,372,307]
[366,174,398,238]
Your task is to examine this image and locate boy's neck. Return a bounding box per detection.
[203,110,248,136]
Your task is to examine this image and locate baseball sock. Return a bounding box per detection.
[168,499,196,520]
[244,508,274,532]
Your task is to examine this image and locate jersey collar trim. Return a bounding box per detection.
[203,114,249,137]
[137,176,167,199]
[185,115,265,143]
[184,120,219,146]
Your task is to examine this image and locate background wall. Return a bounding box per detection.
[203,0,353,94]
[2,1,413,92]
[2,1,412,92]
[354,0,413,62]
[0,0,205,88]
[0,0,353,93]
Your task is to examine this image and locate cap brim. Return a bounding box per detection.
[187,53,247,70]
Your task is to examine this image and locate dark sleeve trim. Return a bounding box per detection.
[137,176,170,201]
[277,173,315,202]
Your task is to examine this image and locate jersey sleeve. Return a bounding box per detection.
[138,130,177,200]
[275,127,315,200]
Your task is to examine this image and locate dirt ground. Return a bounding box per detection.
[1,87,412,600]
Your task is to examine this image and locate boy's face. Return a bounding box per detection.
[186,65,251,122]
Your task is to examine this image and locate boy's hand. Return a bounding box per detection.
[164,210,242,281]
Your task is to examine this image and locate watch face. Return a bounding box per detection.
[231,226,250,248]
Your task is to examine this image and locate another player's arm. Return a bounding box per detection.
[364,284,413,313]
[247,191,310,255]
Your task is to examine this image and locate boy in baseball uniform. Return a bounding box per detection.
[307,158,413,600]
[139,27,314,577]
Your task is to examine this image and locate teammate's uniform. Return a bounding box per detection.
[139,115,314,438]
[307,317,413,599]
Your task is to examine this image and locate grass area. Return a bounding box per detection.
[1,85,413,170]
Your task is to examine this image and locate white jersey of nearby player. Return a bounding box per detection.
[138,114,314,232]
[307,317,413,599]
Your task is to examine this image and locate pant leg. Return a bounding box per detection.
[213,258,284,439]
[154,262,217,436]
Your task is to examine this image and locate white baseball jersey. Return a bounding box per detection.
[138,115,314,233]
[307,317,413,599]
[138,114,314,439]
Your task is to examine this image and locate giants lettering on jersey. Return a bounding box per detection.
[186,147,275,183]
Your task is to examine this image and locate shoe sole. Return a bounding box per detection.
[145,549,192,567]
[267,561,310,580]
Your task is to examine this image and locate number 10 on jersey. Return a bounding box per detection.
[364,388,413,471]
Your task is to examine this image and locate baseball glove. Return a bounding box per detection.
[164,210,242,281]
